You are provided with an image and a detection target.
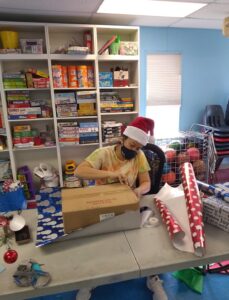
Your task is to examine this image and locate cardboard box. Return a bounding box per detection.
[62,183,139,233]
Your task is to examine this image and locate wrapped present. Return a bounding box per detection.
[203,195,229,233]
[0,186,26,212]
[197,181,229,203]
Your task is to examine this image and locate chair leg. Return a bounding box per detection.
[215,157,224,171]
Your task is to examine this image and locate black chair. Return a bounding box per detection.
[225,100,229,126]
[203,105,226,127]
[202,104,229,170]
[140,143,165,194]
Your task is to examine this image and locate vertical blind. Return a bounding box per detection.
[147,54,181,106]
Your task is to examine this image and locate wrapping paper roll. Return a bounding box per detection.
[155,198,185,240]
[197,180,229,203]
[180,162,205,257]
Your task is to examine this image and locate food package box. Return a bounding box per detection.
[99,72,113,87]
[203,196,229,233]
[120,41,138,55]
[62,183,139,233]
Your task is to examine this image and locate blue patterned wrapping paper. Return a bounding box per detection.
[197,181,229,203]
[35,187,67,247]
[202,189,229,233]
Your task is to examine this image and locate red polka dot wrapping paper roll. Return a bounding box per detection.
[180,162,206,257]
[155,198,185,241]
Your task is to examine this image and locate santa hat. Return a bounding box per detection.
[123,116,154,146]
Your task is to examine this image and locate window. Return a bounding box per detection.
[146,54,181,138]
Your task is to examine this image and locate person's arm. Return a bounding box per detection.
[133,171,151,198]
[75,161,129,185]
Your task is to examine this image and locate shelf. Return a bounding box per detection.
[57,116,98,120]
[98,55,138,61]
[100,86,138,90]
[0,54,48,61]
[9,118,54,122]
[60,143,99,148]
[101,111,138,116]
[54,87,96,91]
[0,21,139,187]
[4,88,50,91]
[13,145,56,151]
[50,54,96,61]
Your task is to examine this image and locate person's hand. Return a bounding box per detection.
[109,170,129,185]
[133,187,142,198]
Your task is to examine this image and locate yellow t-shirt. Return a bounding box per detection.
[85,145,150,187]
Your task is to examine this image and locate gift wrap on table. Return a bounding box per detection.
[35,185,141,247]
[154,162,206,257]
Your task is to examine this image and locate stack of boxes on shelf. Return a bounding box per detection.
[77,91,96,116]
[58,121,99,145]
[3,69,50,89]
[52,64,94,88]
[3,72,27,89]
[55,91,97,117]
[58,122,79,146]
[12,125,55,149]
[25,68,50,89]
[55,92,77,118]
[100,91,133,113]
[6,91,52,120]
[102,121,123,144]
[79,121,99,144]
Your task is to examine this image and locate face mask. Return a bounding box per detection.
[121,145,137,160]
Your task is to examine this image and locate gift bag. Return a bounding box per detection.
[0,187,26,212]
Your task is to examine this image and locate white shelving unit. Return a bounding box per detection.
[0,21,140,188]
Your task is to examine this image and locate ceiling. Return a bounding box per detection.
[0,0,228,30]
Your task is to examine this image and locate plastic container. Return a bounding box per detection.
[0,31,19,49]
[77,65,88,88]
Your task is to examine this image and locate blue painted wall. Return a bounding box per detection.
[140,27,229,130]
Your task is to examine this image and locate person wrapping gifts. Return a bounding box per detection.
[75,117,168,300]
[75,116,154,198]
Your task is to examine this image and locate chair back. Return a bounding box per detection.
[140,143,165,194]
[225,100,229,126]
[203,105,225,127]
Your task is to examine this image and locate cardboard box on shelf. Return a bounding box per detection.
[62,183,139,233]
